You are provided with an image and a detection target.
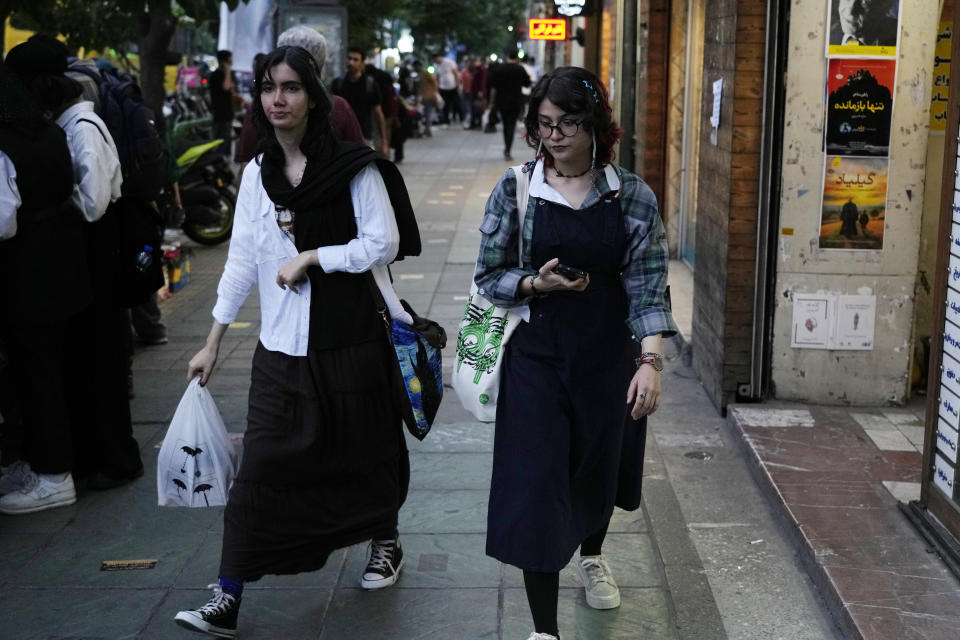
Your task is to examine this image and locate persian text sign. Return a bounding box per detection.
[530,19,566,40]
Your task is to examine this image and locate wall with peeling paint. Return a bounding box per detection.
[771,1,940,405]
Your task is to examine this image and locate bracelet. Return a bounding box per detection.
[635,352,664,372]
[529,274,540,295]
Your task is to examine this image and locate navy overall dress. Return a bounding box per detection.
[486,188,637,572]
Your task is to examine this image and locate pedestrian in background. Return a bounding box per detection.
[332,46,389,156]
[0,59,91,515]
[3,37,143,503]
[419,65,440,138]
[488,51,530,160]
[475,66,677,640]
[460,57,474,129]
[209,50,242,157]
[433,52,461,125]
[174,45,409,639]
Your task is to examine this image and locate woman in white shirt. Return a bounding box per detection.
[175,46,409,639]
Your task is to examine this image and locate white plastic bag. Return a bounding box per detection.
[157,378,237,507]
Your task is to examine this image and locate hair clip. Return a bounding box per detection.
[581,79,599,103]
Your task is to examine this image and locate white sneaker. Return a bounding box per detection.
[526,633,559,640]
[0,461,32,495]
[576,555,621,609]
[0,471,76,515]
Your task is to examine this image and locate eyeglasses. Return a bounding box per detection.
[537,118,585,138]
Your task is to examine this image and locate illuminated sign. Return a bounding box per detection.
[555,0,585,16]
[529,19,566,40]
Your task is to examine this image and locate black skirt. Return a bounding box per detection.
[219,340,408,581]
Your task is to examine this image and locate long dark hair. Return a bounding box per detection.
[252,46,334,168]
[523,66,623,167]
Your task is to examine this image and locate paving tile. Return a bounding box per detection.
[863,428,915,452]
[880,480,920,503]
[320,586,499,639]
[0,531,55,585]
[845,602,960,640]
[408,452,492,490]
[341,534,500,589]
[399,490,488,533]
[406,422,494,453]
[0,587,165,639]
[501,587,679,640]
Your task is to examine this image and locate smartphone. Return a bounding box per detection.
[552,263,588,280]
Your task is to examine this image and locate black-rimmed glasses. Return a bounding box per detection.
[537,118,585,138]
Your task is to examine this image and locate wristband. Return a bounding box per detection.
[635,352,664,372]
[529,274,540,295]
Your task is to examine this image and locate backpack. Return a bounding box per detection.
[69,63,167,202]
[77,118,165,307]
[332,74,380,106]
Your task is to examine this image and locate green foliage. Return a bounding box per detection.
[398,0,527,58]
[7,0,238,55]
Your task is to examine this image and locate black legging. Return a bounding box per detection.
[522,523,610,637]
[499,108,520,154]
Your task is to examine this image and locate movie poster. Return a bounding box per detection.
[825,58,895,156]
[819,156,887,250]
[826,0,901,58]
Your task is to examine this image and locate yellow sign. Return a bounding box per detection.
[529,19,566,41]
[931,21,951,132]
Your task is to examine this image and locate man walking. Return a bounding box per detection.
[488,52,530,160]
[333,47,390,156]
[208,50,241,157]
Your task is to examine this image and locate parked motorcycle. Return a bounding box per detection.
[161,139,236,245]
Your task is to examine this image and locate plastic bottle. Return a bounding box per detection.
[135,245,154,272]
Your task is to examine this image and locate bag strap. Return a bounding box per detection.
[77,117,108,143]
[511,164,531,266]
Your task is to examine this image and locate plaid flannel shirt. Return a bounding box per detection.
[474,162,678,341]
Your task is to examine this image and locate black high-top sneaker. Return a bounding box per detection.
[174,584,241,638]
[360,536,404,589]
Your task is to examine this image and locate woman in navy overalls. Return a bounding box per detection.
[474,67,678,640]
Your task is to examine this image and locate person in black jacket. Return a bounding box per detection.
[0,61,91,514]
[489,52,531,160]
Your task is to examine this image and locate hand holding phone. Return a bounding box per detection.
[551,263,588,281]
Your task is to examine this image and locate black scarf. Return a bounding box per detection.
[260,140,376,214]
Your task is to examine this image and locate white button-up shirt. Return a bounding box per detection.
[0,151,20,240]
[212,158,410,356]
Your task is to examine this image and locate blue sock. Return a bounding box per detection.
[218,577,244,598]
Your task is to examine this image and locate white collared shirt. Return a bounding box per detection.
[56,101,122,222]
[0,151,20,240]
[212,158,410,356]
[527,159,620,206]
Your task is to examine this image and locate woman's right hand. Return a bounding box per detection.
[534,257,590,293]
[187,345,218,386]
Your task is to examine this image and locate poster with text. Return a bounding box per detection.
[819,156,887,250]
[931,20,952,131]
[827,0,901,57]
[825,58,895,156]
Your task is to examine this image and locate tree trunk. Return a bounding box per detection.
[138,0,176,134]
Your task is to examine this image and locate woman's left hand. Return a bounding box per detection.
[276,251,315,294]
[626,364,661,419]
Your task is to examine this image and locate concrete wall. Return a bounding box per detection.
[771,1,940,404]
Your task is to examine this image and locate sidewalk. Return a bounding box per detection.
[0,125,836,639]
[727,402,960,639]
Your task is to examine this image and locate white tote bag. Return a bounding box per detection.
[452,165,530,422]
[157,378,237,507]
